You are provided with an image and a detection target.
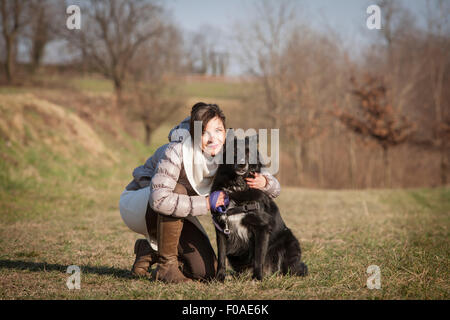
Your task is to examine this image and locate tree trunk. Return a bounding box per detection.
[113,77,125,124]
[382,145,391,188]
[348,134,357,188]
[144,123,152,146]
[316,141,324,188]
[440,142,448,185]
[30,41,46,73]
[111,77,125,128]
[114,77,123,104]
[5,36,16,83]
[293,142,303,185]
[29,7,47,74]
[366,156,373,189]
[30,33,47,73]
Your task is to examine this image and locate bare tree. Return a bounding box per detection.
[376,0,450,186]
[209,50,217,75]
[23,0,61,73]
[183,31,208,74]
[373,0,427,115]
[125,81,183,145]
[217,52,229,76]
[234,0,350,186]
[425,0,450,185]
[228,0,447,189]
[183,25,228,75]
[124,20,185,145]
[0,0,28,83]
[67,0,164,104]
[234,0,297,128]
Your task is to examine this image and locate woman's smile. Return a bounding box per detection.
[201,116,226,155]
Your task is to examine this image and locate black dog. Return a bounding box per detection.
[211,136,308,281]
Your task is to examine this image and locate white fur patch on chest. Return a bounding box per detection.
[226,213,250,243]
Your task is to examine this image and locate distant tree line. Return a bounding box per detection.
[0,0,229,146]
[233,0,449,188]
[0,0,228,85]
[1,0,448,188]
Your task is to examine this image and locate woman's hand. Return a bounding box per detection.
[245,173,268,190]
[206,195,224,211]
[207,192,226,207]
[215,192,226,207]
[207,191,229,213]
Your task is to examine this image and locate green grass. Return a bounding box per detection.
[69,77,114,93]
[66,75,245,100]
[181,81,244,100]
[0,87,28,94]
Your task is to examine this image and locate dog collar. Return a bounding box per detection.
[225,201,260,216]
[211,215,230,235]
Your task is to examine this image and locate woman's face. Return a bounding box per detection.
[201,116,226,156]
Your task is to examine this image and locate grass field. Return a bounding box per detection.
[67,75,246,100]
[0,88,449,300]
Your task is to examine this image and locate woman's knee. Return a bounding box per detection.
[182,257,217,281]
[178,221,217,281]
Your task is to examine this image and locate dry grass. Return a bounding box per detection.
[1,174,448,299]
[0,92,448,300]
[0,93,117,163]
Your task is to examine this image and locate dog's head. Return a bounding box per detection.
[212,132,266,193]
[225,135,263,178]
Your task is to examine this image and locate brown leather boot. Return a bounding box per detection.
[152,214,192,283]
[131,204,159,278]
[131,239,157,278]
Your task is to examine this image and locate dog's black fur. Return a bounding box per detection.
[211,136,308,281]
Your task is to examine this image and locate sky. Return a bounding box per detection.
[166,0,431,75]
[41,0,432,74]
[168,0,430,34]
[168,0,372,33]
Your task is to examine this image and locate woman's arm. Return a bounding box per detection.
[260,172,281,198]
[245,171,281,199]
[149,142,209,217]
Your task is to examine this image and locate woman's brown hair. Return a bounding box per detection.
[189,102,226,138]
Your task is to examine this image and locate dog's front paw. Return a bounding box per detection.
[252,272,263,281]
[299,262,308,277]
[216,269,226,282]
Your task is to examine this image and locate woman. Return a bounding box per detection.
[119,103,281,283]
